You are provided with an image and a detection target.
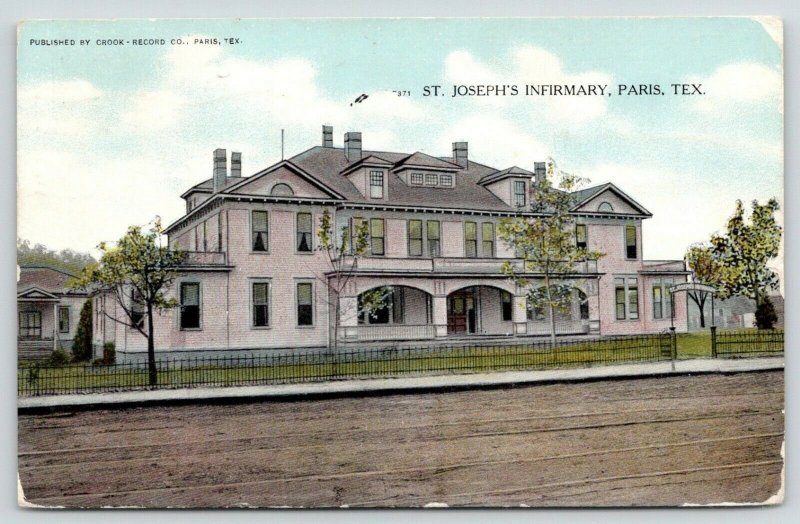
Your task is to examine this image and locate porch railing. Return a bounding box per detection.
[339,324,437,342]
[180,251,227,266]
[335,256,598,275]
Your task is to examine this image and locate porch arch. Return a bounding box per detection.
[445,284,518,336]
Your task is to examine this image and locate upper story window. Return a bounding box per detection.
[410,173,424,185]
[270,183,294,196]
[625,224,637,259]
[427,220,441,257]
[252,210,269,252]
[482,222,495,257]
[576,224,587,249]
[408,220,423,256]
[296,212,313,252]
[425,173,438,186]
[180,282,201,330]
[369,170,385,199]
[464,221,478,258]
[370,218,385,255]
[514,180,527,208]
[598,201,614,212]
[614,277,639,321]
[440,174,453,187]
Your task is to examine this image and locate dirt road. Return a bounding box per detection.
[18,371,784,508]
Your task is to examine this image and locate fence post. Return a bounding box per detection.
[669,327,677,371]
[710,326,717,358]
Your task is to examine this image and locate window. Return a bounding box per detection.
[527,299,545,321]
[19,311,41,338]
[369,170,384,198]
[410,173,424,185]
[218,214,223,253]
[408,220,423,256]
[501,291,513,321]
[252,210,269,252]
[440,174,453,186]
[652,278,674,320]
[514,180,527,207]
[578,291,589,320]
[625,225,637,259]
[297,212,313,252]
[252,282,270,327]
[425,173,438,186]
[464,221,477,258]
[427,220,441,257]
[614,277,639,320]
[370,218,385,255]
[270,183,293,196]
[202,221,208,252]
[58,306,70,333]
[297,282,314,326]
[652,285,663,319]
[180,282,201,329]
[130,289,144,329]
[350,217,364,254]
[598,201,614,212]
[576,224,587,249]
[482,222,495,257]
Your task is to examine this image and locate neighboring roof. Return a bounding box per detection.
[478,166,534,185]
[570,182,652,216]
[391,151,462,172]
[17,266,86,296]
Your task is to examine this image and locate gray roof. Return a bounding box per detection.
[479,166,534,185]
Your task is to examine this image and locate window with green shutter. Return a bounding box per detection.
[465,221,477,258]
[482,222,495,257]
[427,220,440,257]
[408,220,423,256]
[370,218,385,255]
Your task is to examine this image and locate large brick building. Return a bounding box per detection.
[92,126,689,359]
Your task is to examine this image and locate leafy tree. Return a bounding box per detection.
[755,295,778,330]
[684,243,723,328]
[710,198,781,305]
[71,299,93,362]
[70,218,185,385]
[17,238,97,274]
[315,209,389,351]
[498,159,605,344]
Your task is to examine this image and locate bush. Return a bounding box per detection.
[103,342,116,365]
[755,296,778,329]
[48,347,71,366]
[92,358,105,367]
[72,299,93,362]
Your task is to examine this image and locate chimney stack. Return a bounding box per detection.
[452,142,468,168]
[344,132,362,162]
[533,161,546,183]
[322,125,333,148]
[230,151,242,178]
[213,148,227,193]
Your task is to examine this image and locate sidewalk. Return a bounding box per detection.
[18,357,784,412]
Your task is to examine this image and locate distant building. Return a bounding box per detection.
[687,295,756,331]
[17,266,88,359]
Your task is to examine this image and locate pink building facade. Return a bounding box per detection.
[92,127,688,358]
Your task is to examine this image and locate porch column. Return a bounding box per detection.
[587,278,601,335]
[433,296,448,337]
[513,294,528,335]
[52,302,58,352]
[338,295,359,341]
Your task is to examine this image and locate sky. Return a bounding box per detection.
[17,18,783,284]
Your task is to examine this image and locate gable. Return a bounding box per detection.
[227,165,337,199]
[572,186,650,216]
[18,287,60,300]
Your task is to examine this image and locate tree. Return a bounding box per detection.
[17,238,96,274]
[71,299,93,362]
[755,295,778,329]
[315,209,389,351]
[70,218,185,385]
[684,243,723,328]
[710,198,781,305]
[498,159,605,344]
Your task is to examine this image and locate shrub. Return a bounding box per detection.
[92,358,105,367]
[48,347,71,366]
[72,299,93,362]
[103,342,116,365]
[755,296,778,329]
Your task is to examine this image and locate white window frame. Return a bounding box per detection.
[178,280,203,331]
[251,209,270,253]
[369,170,385,199]
[295,280,316,328]
[250,279,272,329]
[614,276,639,321]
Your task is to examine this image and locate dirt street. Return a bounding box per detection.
[18,371,784,508]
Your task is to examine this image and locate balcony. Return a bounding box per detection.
[640,260,688,273]
[176,251,230,269]
[333,256,599,276]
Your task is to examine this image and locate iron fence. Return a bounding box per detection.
[18,333,672,396]
[713,328,784,358]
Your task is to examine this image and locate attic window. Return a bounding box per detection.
[425,174,438,186]
[410,173,424,185]
[439,174,453,187]
[271,183,294,196]
[598,201,614,212]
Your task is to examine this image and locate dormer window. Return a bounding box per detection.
[440,174,453,187]
[514,181,527,207]
[410,173,424,185]
[369,170,384,198]
[425,174,438,186]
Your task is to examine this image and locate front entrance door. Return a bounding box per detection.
[448,290,476,334]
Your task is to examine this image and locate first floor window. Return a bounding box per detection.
[19,311,41,338]
[408,219,423,256]
[252,210,269,252]
[252,282,270,327]
[614,277,639,320]
[652,285,663,319]
[297,212,313,252]
[464,221,477,257]
[652,278,674,320]
[58,306,70,333]
[297,282,314,326]
[482,222,495,257]
[501,291,513,321]
[180,282,201,329]
[370,218,385,255]
[130,289,145,329]
[427,220,441,257]
[527,299,545,321]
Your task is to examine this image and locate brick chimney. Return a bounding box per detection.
[213,148,227,193]
[533,161,546,183]
[230,151,242,178]
[452,142,468,167]
[322,125,333,148]
[344,132,362,162]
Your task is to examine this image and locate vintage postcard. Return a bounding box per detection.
[16,17,784,508]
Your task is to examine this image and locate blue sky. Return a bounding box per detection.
[17,18,783,280]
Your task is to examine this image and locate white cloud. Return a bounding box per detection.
[690,62,782,114]
[18,79,105,138]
